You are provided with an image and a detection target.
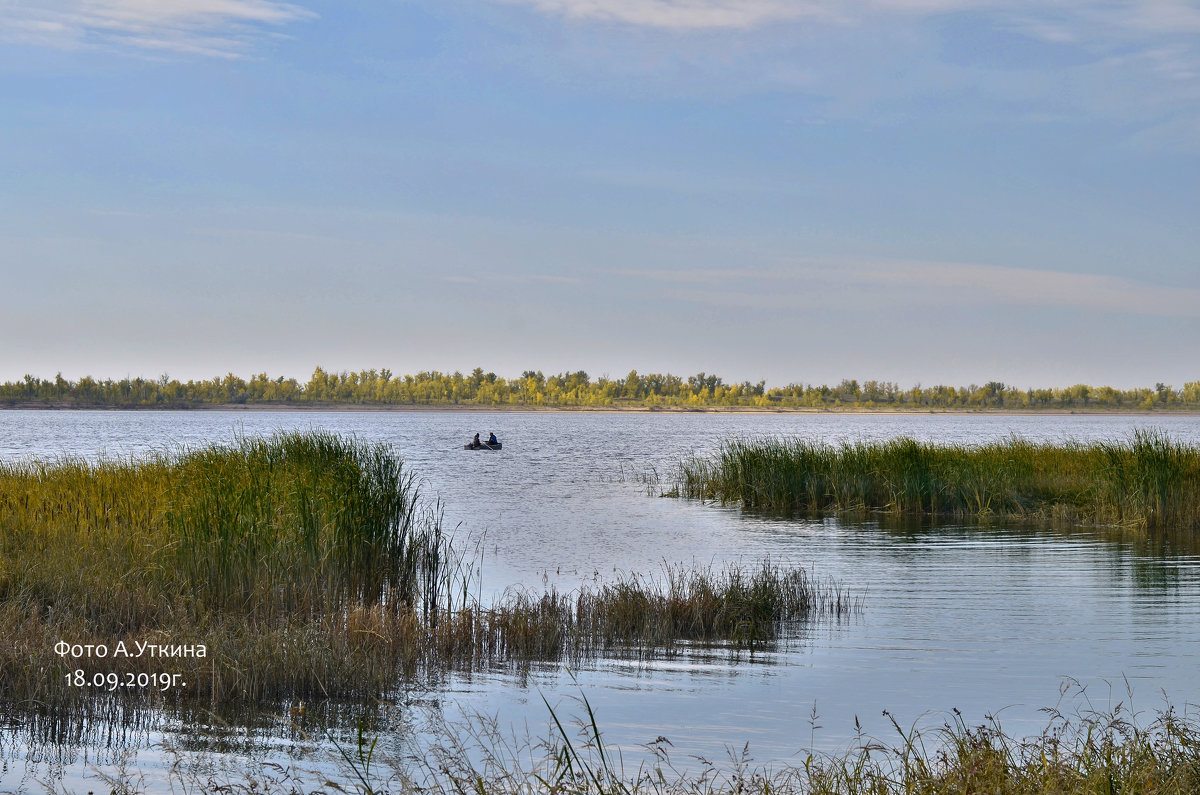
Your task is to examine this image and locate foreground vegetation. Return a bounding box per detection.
[0,433,849,707]
[676,431,1200,532]
[4,367,1200,411]
[40,688,1200,793]
[341,697,1200,794]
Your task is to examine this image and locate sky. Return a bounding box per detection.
[1,0,1198,389]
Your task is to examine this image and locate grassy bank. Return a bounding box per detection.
[675,431,1200,531]
[0,433,848,706]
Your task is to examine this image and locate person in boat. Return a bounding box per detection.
[472,433,481,449]
[488,432,498,445]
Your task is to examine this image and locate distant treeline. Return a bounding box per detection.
[3,368,1199,410]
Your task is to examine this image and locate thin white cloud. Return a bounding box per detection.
[476,0,1200,141]
[491,0,1036,29]
[489,0,1018,30]
[616,259,1200,318]
[1125,0,1200,35]
[0,0,314,57]
[491,273,584,285]
[490,0,834,30]
[441,273,583,286]
[854,259,1200,317]
[609,267,758,285]
[491,0,1200,44]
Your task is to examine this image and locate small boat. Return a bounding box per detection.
[464,441,502,450]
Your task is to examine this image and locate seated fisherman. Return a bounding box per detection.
[488,432,498,445]
[472,433,481,448]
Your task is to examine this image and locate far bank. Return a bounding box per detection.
[4,400,1200,416]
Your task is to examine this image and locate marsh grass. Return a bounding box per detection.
[0,433,846,707]
[77,684,1200,794]
[444,562,856,665]
[0,432,464,705]
[487,693,1200,794]
[676,430,1200,532]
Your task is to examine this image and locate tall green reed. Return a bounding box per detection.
[0,432,461,702]
[677,431,1200,532]
[162,431,448,619]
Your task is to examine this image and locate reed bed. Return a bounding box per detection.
[676,430,1200,532]
[0,433,846,706]
[0,431,462,704]
[438,562,856,664]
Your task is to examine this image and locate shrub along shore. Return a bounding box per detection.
[676,431,1200,532]
[3,367,1200,411]
[0,432,851,707]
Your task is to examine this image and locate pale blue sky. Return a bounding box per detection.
[2,1,1197,387]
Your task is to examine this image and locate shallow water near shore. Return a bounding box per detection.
[2,410,1199,791]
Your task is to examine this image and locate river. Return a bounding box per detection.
[2,410,1198,792]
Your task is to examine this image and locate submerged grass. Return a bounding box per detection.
[0,433,847,707]
[676,430,1200,532]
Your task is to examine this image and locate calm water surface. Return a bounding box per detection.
[2,410,1199,790]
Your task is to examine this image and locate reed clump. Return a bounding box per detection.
[447,562,855,664]
[0,432,462,704]
[677,430,1200,532]
[0,433,847,706]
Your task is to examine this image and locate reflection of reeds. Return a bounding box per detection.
[0,433,847,707]
[676,430,1200,532]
